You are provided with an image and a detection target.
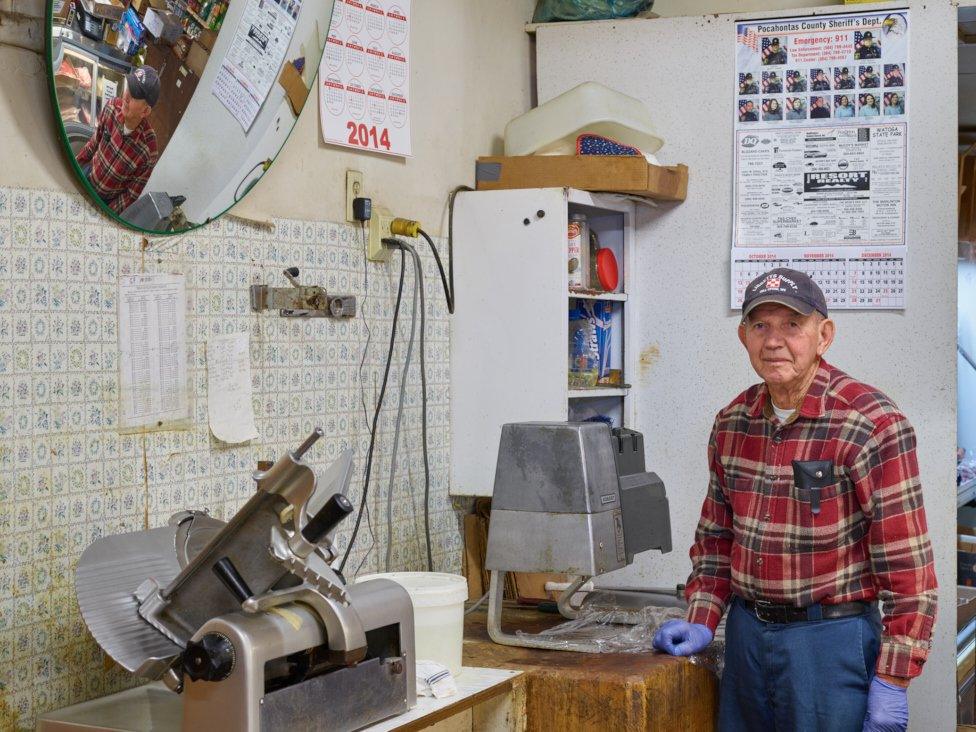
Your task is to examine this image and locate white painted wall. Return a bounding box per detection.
[538,3,957,728]
[0,0,536,233]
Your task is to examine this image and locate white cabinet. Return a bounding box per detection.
[450,188,637,497]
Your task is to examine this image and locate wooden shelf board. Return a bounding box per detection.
[569,291,627,301]
[568,387,629,398]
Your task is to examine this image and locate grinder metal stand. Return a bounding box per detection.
[484,422,673,652]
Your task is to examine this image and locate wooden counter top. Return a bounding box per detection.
[463,606,718,731]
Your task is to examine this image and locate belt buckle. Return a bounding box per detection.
[753,599,780,623]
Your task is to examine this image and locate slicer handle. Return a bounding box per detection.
[213,557,254,603]
[301,493,353,544]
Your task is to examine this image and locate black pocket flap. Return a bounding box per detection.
[792,459,834,489]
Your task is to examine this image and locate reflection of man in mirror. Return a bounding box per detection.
[75,66,160,214]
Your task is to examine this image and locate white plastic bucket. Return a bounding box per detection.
[357,572,468,675]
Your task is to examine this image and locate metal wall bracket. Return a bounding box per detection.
[250,267,356,318]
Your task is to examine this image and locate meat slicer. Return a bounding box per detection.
[71,429,416,732]
[484,422,673,651]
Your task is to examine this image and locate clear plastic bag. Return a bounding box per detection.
[515,603,725,677]
[532,0,652,23]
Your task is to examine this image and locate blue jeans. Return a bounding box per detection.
[719,597,882,732]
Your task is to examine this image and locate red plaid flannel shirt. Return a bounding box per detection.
[76,97,158,214]
[685,360,937,678]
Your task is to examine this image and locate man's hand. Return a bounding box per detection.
[863,676,909,732]
[652,620,713,656]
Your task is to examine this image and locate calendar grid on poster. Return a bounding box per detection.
[732,251,906,310]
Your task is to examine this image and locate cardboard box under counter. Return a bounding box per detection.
[475,155,688,202]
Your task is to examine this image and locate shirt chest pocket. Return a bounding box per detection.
[790,460,863,551]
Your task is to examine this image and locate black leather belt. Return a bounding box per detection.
[741,598,871,624]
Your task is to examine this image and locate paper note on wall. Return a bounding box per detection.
[118,273,190,430]
[207,333,260,443]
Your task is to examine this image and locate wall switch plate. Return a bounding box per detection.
[345,170,364,223]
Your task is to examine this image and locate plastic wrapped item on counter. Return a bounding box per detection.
[515,602,725,678]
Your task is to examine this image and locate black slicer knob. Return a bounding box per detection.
[302,493,353,544]
[183,633,235,682]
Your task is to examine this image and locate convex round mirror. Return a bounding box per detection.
[47,0,335,233]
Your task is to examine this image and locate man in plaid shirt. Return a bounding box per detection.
[76,66,160,214]
[653,268,936,732]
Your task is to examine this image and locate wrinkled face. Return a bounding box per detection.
[738,303,834,392]
[121,87,152,124]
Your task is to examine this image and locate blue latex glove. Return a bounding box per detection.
[652,619,713,656]
[862,677,909,732]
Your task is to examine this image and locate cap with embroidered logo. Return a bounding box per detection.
[742,267,829,318]
[126,66,160,108]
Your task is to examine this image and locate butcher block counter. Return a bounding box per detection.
[462,606,718,731]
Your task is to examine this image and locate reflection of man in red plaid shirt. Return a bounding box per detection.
[76,67,160,214]
[654,268,935,732]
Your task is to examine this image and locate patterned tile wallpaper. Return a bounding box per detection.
[0,186,458,730]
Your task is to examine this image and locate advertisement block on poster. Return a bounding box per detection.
[731,9,909,310]
[319,0,411,157]
[212,0,301,131]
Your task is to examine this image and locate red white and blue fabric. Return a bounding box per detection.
[576,133,642,157]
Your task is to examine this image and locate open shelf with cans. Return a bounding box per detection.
[450,188,636,496]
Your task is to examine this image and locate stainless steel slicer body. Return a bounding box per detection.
[71,429,416,732]
[484,422,672,651]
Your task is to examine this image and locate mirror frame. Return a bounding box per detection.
[44,0,330,236]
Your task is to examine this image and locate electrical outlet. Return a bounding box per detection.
[345,170,364,223]
[367,207,395,262]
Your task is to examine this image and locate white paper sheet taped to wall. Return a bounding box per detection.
[207,332,260,444]
[119,273,190,431]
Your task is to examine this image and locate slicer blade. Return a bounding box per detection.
[75,525,184,675]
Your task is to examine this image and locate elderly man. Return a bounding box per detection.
[76,66,160,214]
[653,269,937,732]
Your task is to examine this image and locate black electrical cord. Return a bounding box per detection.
[339,246,407,573]
[418,229,453,315]
[383,238,434,570]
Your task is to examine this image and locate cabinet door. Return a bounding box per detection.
[450,189,568,496]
